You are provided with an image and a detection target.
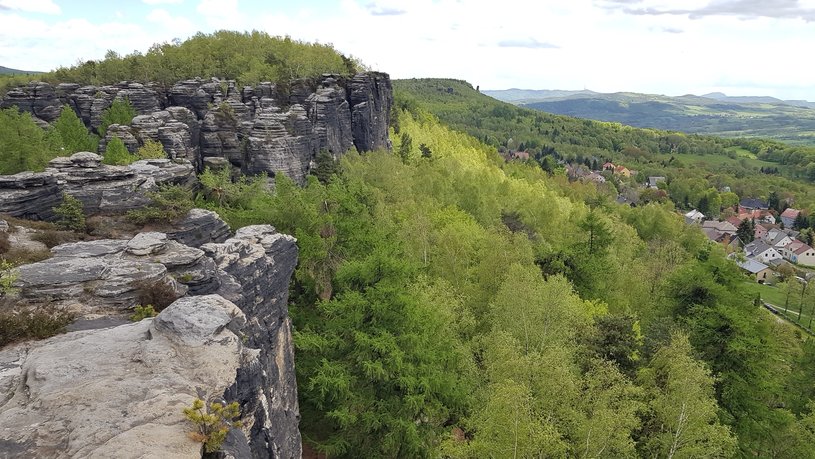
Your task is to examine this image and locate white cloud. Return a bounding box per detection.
[142,0,183,4]
[196,0,244,29]
[0,0,60,15]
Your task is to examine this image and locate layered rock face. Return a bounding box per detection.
[0,152,195,219]
[2,222,301,458]
[2,73,393,184]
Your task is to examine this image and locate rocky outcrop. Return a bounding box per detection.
[0,172,61,220]
[5,223,301,458]
[166,208,232,248]
[202,225,301,458]
[0,152,195,220]
[0,294,255,459]
[3,72,393,185]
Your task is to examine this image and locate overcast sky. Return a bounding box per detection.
[1,0,814,100]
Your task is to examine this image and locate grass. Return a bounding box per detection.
[745,280,815,334]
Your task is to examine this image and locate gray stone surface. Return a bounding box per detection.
[0,295,255,459]
[45,152,195,215]
[167,208,232,248]
[0,172,61,220]
[349,72,393,152]
[203,225,301,458]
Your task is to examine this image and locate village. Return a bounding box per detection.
[557,158,815,286]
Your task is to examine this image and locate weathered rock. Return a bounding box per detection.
[167,208,232,248]
[0,294,256,459]
[203,225,301,458]
[307,75,354,156]
[168,78,224,119]
[349,72,393,152]
[245,104,316,184]
[0,219,8,232]
[47,152,194,214]
[100,124,139,154]
[0,81,63,122]
[0,171,61,220]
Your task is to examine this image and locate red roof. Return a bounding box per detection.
[795,243,813,255]
[781,208,800,219]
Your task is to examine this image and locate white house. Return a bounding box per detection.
[737,259,774,283]
[783,241,815,266]
[744,241,783,264]
[684,209,705,225]
[702,220,738,236]
[764,232,794,250]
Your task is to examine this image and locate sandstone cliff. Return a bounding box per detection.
[0,221,301,458]
[1,73,393,184]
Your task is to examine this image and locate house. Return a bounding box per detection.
[581,172,606,184]
[783,241,815,266]
[754,224,768,241]
[740,198,769,210]
[684,209,705,224]
[602,162,615,171]
[701,220,738,235]
[737,259,774,283]
[744,240,783,264]
[566,164,590,180]
[764,231,794,250]
[614,165,632,177]
[780,208,801,228]
[647,176,666,189]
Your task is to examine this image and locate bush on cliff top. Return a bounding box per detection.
[1,30,363,95]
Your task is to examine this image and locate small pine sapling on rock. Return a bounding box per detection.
[183,398,242,453]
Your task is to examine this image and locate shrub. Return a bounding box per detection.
[102,137,137,166]
[1,247,51,265]
[53,193,86,232]
[99,97,136,137]
[126,185,194,225]
[183,398,242,454]
[130,304,157,321]
[133,279,181,311]
[0,260,18,296]
[137,140,167,160]
[0,303,74,348]
[30,229,81,248]
[0,232,9,255]
[0,107,61,174]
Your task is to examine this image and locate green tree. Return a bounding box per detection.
[736,218,755,245]
[102,137,135,165]
[53,193,86,232]
[312,149,338,184]
[99,97,136,137]
[136,139,166,159]
[398,132,413,163]
[51,105,97,153]
[0,107,60,173]
[638,332,737,458]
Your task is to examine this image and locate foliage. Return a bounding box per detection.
[0,303,74,348]
[127,185,194,225]
[313,150,339,184]
[133,279,180,311]
[30,229,81,248]
[191,102,815,456]
[53,193,86,232]
[130,304,157,322]
[183,398,242,454]
[51,105,98,153]
[0,107,62,174]
[98,98,136,137]
[136,140,167,160]
[2,31,358,96]
[0,260,18,297]
[102,137,136,165]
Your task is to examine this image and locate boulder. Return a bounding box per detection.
[0,171,61,220]
[0,294,256,459]
[167,208,232,248]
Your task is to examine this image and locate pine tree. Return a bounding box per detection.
[52,105,97,153]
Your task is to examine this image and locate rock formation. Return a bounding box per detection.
[0,152,194,220]
[2,72,394,184]
[2,222,301,458]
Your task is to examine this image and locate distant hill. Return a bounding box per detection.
[0,66,42,75]
[485,89,815,145]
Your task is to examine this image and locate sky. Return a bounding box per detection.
[1,0,815,100]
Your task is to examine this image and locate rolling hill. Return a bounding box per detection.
[484,88,815,145]
[0,65,41,75]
